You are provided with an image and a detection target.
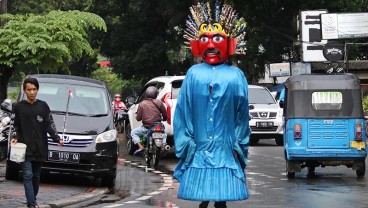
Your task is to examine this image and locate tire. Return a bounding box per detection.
[101,169,117,188]
[126,123,136,155]
[287,172,295,179]
[307,166,316,177]
[356,160,365,178]
[250,137,259,145]
[0,142,8,162]
[275,136,283,146]
[153,147,161,166]
[5,163,19,180]
[286,160,295,179]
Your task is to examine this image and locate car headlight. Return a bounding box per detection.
[278,109,283,117]
[95,130,117,143]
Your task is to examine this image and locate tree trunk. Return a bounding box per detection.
[0,65,13,102]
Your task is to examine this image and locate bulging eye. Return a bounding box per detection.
[213,36,224,43]
[200,36,209,42]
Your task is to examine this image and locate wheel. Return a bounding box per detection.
[307,166,316,177]
[101,169,117,188]
[5,162,20,180]
[287,172,295,179]
[126,124,137,155]
[275,136,283,146]
[153,147,161,166]
[286,160,295,179]
[250,137,259,145]
[125,123,132,140]
[356,160,365,178]
[0,142,8,162]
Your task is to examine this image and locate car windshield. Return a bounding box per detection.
[249,88,276,104]
[35,83,109,116]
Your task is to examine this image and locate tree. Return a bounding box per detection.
[0,10,107,101]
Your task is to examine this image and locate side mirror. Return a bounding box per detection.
[279,101,284,108]
[249,105,255,110]
[1,99,13,113]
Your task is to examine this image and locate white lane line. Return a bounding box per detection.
[136,195,152,200]
[106,160,177,208]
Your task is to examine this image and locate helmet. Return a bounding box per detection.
[145,86,158,99]
[114,93,121,99]
[1,98,13,112]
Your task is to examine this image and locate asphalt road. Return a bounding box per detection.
[74,134,368,208]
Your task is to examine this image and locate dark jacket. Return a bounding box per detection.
[13,99,61,161]
[136,98,167,128]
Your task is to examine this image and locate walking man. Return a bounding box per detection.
[11,77,64,208]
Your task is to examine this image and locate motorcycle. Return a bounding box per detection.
[114,109,128,133]
[142,122,168,167]
[0,99,15,162]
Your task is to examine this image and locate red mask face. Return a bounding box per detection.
[198,33,229,65]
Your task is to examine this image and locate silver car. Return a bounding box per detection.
[248,85,284,145]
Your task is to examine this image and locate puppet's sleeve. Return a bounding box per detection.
[234,70,250,169]
[174,70,196,162]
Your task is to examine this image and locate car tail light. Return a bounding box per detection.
[294,124,301,139]
[161,93,172,125]
[355,123,362,141]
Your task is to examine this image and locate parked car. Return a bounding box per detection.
[126,75,185,155]
[249,85,284,145]
[6,74,118,187]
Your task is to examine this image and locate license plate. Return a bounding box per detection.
[351,141,366,149]
[152,132,167,138]
[256,121,273,128]
[48,151,80,163]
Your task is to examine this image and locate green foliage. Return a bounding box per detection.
[363,96,368,112]
[91,67,142,96]
[0,11,106,73]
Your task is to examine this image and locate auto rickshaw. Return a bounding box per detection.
[282,73,367,178]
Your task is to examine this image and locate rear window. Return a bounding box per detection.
[249,88,276,104]
[311,91,342,110]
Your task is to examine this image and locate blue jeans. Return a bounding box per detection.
[21,161,43,207]
[131,126,148,145]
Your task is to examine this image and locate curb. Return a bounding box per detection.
[41,187,109,208]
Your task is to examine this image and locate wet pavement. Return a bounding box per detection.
[0,161,109,208]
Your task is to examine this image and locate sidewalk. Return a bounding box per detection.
[0,160,112,208]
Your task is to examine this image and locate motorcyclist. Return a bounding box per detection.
[130,86,167,155]
[112,93,127,113]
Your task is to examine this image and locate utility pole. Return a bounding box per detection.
[0,0,7,26]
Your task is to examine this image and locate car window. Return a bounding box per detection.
[137,83,156,103]
[249,88,276,104]
[171,80,183,99]
[311,91,342,110]
[36,83,109,115]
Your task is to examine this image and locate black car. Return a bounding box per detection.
[6,74,118,187]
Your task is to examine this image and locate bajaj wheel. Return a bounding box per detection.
[286,161,295,179]
[356,160,365,178]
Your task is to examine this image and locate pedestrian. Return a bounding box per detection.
[11,77,64,208]
[173,1,250,208]
[130,86,167,155]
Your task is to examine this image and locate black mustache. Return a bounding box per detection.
[204,49,220,55]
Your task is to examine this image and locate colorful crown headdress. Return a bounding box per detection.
[184,0,247,55]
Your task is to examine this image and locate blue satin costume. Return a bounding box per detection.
[173,62,250,201]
